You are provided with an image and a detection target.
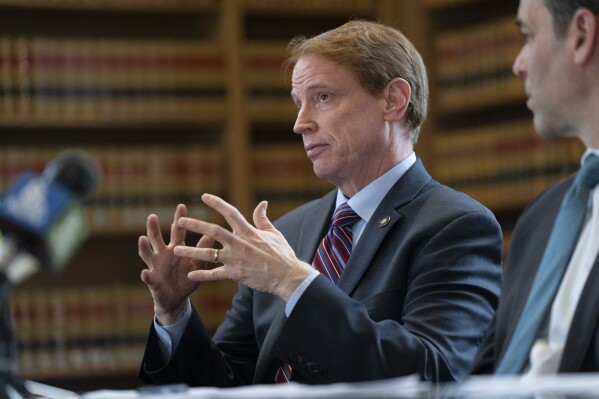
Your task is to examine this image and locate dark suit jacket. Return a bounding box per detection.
[471,173,599,374]
[139,159,503,386]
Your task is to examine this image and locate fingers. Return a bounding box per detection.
[138,235,154,265]
[145,204,189,253]
[253,201,275,231]
[181,195,273,243]
[173,245,215,264]
[188,267,227,282]
[202,193,253,234]
[197,234,215,249]
[146,213,166,251]
[177,216,234,244]
[169,204,188,245]
[140,268,153,286]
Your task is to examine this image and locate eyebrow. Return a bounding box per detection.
[290,82,331,97]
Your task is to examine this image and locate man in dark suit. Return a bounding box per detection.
[471,0,599,375]
[137,20,502,386]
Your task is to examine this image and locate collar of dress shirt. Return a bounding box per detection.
[581,147,599,196]
[582,147,599,164]
[335,151,417,224]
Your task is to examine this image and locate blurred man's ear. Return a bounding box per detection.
[571,7,598,65]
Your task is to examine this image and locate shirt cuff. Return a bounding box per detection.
[153,299,192,363]
[285,270,320,317]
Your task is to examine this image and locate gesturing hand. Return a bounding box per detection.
[173,194,314,301]
[139,204,215,325]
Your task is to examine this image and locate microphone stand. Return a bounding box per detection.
[0,238,37,399]
[0,272,28,399]
[0,240,79,399]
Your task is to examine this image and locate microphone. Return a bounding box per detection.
[0,150,101,285]
[0,150,99,398]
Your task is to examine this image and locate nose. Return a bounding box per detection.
[512,45,527,77]
[293,105,316,135]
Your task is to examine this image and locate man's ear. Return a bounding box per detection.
[383,77,411,122]
[571,8,598,65]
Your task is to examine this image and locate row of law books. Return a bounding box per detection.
[89,144,227,234]
[434,15,524,113]
[0,0,216,11]
[0,142,334,234]
[0,36,301,125]
[0,0,375,13]
[0,36,227,125]
[432,119,585,211]
[424,0,485,8]
[252,144,332,195]
[9,281,236,379]
[252,144,334,220]
[243,0,376,13]
[0,144,225,235]
[244,41,297,123]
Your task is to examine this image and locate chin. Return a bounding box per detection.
[312,166,329,181]
[313,167,341,187]
[534,119,571,140]
[312,161,332,177]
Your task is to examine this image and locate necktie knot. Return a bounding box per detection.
[577,154,599,189]
[331,203,360,228]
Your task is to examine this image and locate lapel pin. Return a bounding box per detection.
[377,216,391,228]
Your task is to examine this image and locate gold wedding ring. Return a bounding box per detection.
[213,248,220,263]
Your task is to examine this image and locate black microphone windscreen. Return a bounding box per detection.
[41,150,101,200]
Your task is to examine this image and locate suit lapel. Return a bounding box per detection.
[336,208,402,295]
[559,255,599,372]
[337,159,431,295]
[294,191,336,263]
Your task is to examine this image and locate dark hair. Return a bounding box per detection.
[544,0,599,37]
[283,20,429,145]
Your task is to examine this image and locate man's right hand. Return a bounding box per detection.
[138,204,214,326]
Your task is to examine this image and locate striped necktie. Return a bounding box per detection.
[495,154,599,374]
[276,203,360,382]
[311,203,361,284]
